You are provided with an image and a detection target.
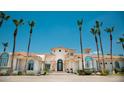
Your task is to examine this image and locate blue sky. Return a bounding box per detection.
[0,11,124,55]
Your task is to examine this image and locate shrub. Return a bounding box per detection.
[100,70,109,76]
[84,69,93,75]
[43,68,49,75]
[115,68,122,73]
[114,68,124,74]
[77,70,85,75]
[121,68,124,72]
[0,70,9,76]
[18,71,23,75]
[0,72,9,76]
[42,72,47,75]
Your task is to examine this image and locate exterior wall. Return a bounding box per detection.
[0,48,124,75]
[0,53,11,74]
[0,53,45,75]
[26,59,40,75]
[51,48,69,71]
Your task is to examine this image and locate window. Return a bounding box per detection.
[27,60,34,70]
[70,53,73,56]
[45,64,50,70]
[115,62,120,69]
[85,56,93,68]
[0,53,9,67]
[59,50,61,52]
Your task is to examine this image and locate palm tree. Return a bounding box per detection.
[95,21,105,71]
[25,21,35,73]
[2,42,8,52]
[11,19,23,74]
[0,12,10,28]
[105,27,114,73]
[77,19,84,72]
[90,27,100,71]
[117,37,124,54]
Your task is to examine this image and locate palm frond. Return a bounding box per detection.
[90,28,97,35]
[0,12,5,18]
[105,27,114,33]
[112,26,114,31]
[13,19,19,26]
[96,20,103,27]
[29,20,35,28]
[77,19,83,27]
[2,42,8,47]
[119,37,124,42]
[5,15,10,20]
[19,19,23,24]
[100,22,103,26]
[95,20,99,27]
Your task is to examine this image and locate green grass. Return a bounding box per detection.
[112,73,124,76]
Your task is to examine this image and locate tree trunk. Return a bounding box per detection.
[110,32,113,72]
[11,28,17,75]
[95,35,100,71]
[3,47,6,52]
[121,42,124,55]
[25,29,32,73]
[98,33,105,71]
[79,30,84,71]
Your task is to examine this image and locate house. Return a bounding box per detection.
[0,47,124,75]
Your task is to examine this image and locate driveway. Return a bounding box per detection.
[0,72,124,82]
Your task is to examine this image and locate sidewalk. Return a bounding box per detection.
[0,72,124,82]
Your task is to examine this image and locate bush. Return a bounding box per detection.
[77,70,85,75]
[114,68,124,74]
[0,72,9,76]
[43,68,49,75]
[18,71,23,75]
[100,70,109,76]
[121,68,124,72]
[77,69,93,75]
[0,70,9,76]
[42,72,47,75]
[84,69,93,75]
[115,68,120,73]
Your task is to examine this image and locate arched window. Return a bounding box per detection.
[0,52,9,67]
[115,61,120,69]
[27,60,34,70]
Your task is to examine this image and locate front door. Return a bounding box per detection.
[57,59,63,71]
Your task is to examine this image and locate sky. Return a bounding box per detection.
[0,11,124,55]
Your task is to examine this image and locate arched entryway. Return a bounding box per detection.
[57,59,63,71]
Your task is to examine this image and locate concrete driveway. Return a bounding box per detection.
[0,72,124,82]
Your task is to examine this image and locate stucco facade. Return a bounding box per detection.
[0,47,124,75]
